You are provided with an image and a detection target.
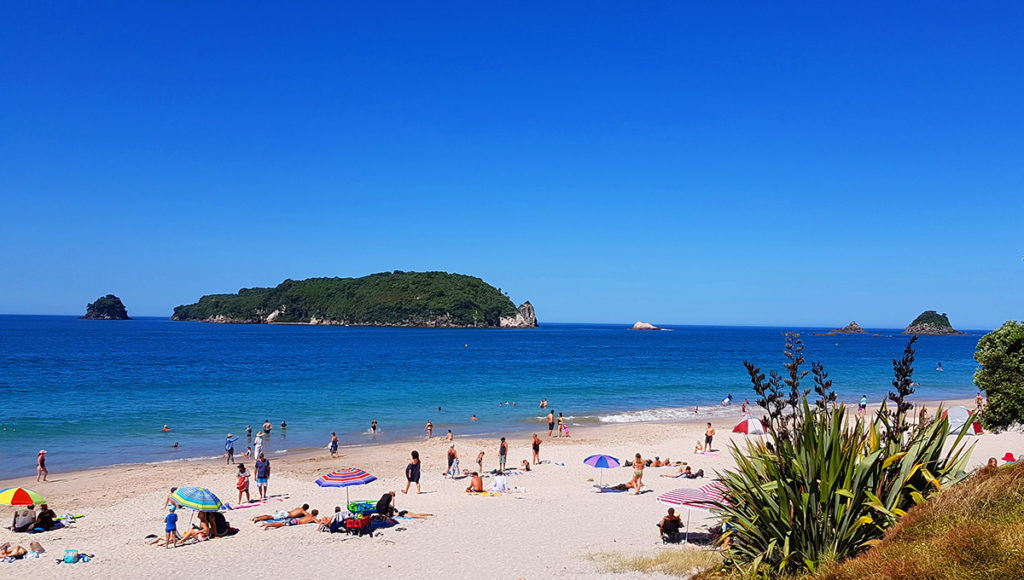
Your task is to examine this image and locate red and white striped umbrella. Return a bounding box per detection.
[656,487,715,510]
[699,481,728,504]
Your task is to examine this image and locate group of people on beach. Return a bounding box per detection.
[9,503,58,534]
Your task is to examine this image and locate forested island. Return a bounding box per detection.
[171,271,537,328]
[903,310,965,335]
[80,294,131,320]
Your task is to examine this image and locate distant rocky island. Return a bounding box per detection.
[630,321,662,330]
[81,294,131,320]
[827,321,867,335]
[171,271,538,328]
[903,310,965,335]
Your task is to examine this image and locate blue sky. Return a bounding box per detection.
[1,2,1021,328]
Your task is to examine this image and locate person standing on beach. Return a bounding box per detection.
[631,453,645,495]
[557,413,565,438]
[547,410,555,438]
[859,395,868,417]
[704,423,715,452]
[498,437,508,471]
[36,450,48,482]
[402,450,421,494]
[371,419,378,439]
[532,433,542,465]
[446,444,458,478]
[164,505,178,549]
[425,420,433,439]
[236,463,251,504]
[254,453,270,501]
[224,433,239,464]
[445,429,453,443]
[476,450,485,474]
[253,431,265,461]
[329,432,339,457]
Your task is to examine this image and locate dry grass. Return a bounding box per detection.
[594,547,725,578]
[816,461,1024,580]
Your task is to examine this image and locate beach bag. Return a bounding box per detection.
[236,475,248,490]
[63,550,78,564]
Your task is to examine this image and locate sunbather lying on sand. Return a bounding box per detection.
[252,504,308,523]
[660,465,704,478]
[0,542,28,558]
[260,509,319,529]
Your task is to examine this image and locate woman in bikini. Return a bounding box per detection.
[631,453,645,495]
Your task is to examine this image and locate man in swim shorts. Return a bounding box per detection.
[704,422,715,451]
[546,410,555,438]
[498,437,508,471]
[260,509,318,529]
[254,453,270,500]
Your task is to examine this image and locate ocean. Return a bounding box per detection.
[0,315,986,478]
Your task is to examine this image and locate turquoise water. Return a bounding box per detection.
[0,315,985,478]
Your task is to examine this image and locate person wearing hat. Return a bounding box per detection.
[224,433,239,464]
[36,450,47,482]
[253,430,265,462]
[164,505,178,549]
[1002,452,1017,463]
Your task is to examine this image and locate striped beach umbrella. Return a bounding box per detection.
[316,467,377,504]
[0,487,47,506]
[657,486,717,542]
[583,454,620,487]
[170,487,223,511]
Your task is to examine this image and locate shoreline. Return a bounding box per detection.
[0,395,978,488]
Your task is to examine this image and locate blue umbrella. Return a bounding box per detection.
[170,487,223,512]
[583,454,620,487]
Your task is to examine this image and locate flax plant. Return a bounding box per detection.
[714,336,973,577]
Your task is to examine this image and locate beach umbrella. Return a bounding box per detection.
[732,416,765,435]
[657,487,716,542]
[316,467,377,504]
[0,487,47,506]
[170,487,223,511]
[583,454,619,487]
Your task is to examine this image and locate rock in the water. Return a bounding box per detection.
[500,301,538,328]
[903,311,965,335]
[81,294,131,320]
[828,321,867,335]
[630,321,661,330]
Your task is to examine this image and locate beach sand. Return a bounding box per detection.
[0,398,1013,579]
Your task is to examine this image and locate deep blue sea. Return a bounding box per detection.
[0,316,987,478]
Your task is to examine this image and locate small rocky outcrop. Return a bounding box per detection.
[81,294,131,320]
[828,321,867,335]
[630,321,661,330]
[903,311,965,335]
[500,302,538,328]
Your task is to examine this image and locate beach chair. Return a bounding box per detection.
[659,520,683,544]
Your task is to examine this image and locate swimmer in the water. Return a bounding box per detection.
[371,419,378,439]
[173,442,179,448]
[162,425,170,432]
[262,420,272,433]
[281,420,287,429]
[471,415,478,421]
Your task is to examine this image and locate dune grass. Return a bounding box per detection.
[594,548,724,577]
[817,461,1024,580]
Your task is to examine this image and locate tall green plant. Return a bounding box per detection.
[717,336,973,577]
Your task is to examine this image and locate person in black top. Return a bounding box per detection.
[402,450,421,494]
[34,504,57,531]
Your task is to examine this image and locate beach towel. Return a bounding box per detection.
[468,491,502,497]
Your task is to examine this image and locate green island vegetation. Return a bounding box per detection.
[80,294,130,320]
[172,271,531,328]
[974,320,1024,431]
[908,310,954,329]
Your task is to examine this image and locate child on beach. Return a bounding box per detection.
[164,505,178,549]
[236,463,251,504]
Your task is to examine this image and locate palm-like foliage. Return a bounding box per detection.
[716,337,973,576]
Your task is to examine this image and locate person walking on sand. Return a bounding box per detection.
[704,422,715,452]
[224,433,239,464]
[445,429,453,443]
[631,453,645,495]
[236,463,251,504]
[498,437,508,471]
[329,432,339,457]
[402,450,421,494]
[547,410,555,438]
[36,450,48,482]
[425,420,433,439]
[858,395,867,417]
[254,453,270,501]
[445,444,458,478]
[476,450,485,474]
[532,433,542,465]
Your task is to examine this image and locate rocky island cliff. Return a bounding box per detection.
[903,310,965,335]
[171,271,538,328]
[828,321,867,335]
[81,294,131,320]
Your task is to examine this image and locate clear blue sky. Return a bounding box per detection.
[2,2,1021,328]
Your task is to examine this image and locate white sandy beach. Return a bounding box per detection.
[1,398,1014,579]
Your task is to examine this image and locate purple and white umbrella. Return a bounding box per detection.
[583,454,620,487]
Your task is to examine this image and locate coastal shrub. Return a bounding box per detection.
[817,461,1024,580]
[594,549,724,577]
[974,320,1024,431]
[712,334,972,577]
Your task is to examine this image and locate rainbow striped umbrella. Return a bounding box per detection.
[0,487,47,506]
[170,487,223,511]
[316,467,377,504]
